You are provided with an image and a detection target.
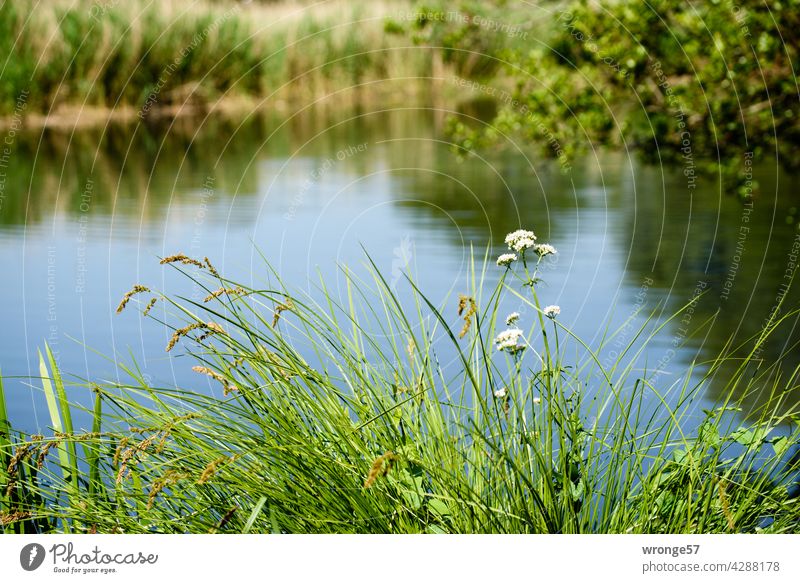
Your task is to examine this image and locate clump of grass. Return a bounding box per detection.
[1,235,799,534]
[0,0,439,119]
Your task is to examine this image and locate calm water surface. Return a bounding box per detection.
[1,108,798,432]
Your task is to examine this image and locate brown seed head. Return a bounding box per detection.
[364,451,399,488]
[457,295,477,338]
[192,366,238,395]
[165,322,204,352]
[203,286,245,302]
[272,298,294,327]
[159,254,205,268]
[142,297,158,316]
[204,257,219,278]
[116,285,150,314]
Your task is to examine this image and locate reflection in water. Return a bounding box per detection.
[621,162,800,415]
[0,107,798,432]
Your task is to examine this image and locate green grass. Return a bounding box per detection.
[1,233,799,533]
[0,0,436,117]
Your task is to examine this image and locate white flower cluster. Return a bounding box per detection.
[497,229,558,266]
[496,253,517,267]
[543,305,560,319]
[505,312,520,325]
[504,229,537,252]
[495,327,524,352]
[534,243,557,257]
[494,387,508,399]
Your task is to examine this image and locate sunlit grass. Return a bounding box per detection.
[1,232,799,533]
[0,0,435,118]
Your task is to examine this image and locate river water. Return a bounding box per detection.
[1,107,798,432]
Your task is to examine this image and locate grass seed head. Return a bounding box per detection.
[192,366,238,395]
[166,322,204,352]
[0,511,31,526]
[159,253,205,268]
[143,297,158,316]
[198,456,229,484]
[116,285,150,313]
[457,294,477,338]
[364,451,398,488]
[203,286,245,302]
[204,257,219,277]
[272,297,295,327]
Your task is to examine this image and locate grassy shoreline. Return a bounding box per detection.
[1,233,799,533]
[1,0,443,129]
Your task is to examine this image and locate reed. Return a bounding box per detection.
[0,232,798,533]
[0,0,437,118]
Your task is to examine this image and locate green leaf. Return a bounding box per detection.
[771,436,790,458]
[672,449,690,465]
[391,406,404,428]
[428,498,450,518]
[243,496,267,533]
[570,479,585,502]
[698,420,721,449]
[729,426,769,449]
[393,469,424,510]
[39,350,69,473]
[85,391,103,498]
[40,347,81,532]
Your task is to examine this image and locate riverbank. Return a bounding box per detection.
[0,0,443,130]
[1,237,798,533]
[0,81,442,132]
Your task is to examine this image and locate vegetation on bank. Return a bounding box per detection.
[1,232,798,533]
[405,0,800,190]
[0,0,434,120]
[5,0,799,184]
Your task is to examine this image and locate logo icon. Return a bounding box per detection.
[20,543,46,571]
[390,235,413,290]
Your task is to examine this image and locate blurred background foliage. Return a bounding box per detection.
[1,0,799,190]
[398,0,800,191]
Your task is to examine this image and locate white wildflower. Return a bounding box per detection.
[504,229,537,253]
[505,229,536,245]
[494,387,507,399]
[496,253,517,267]
[543,305,561,319]
[505,312,520,325]
[532,397,541,405]
[534,243,557,257]
[511,237,536,252]
[495,328,524,352]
